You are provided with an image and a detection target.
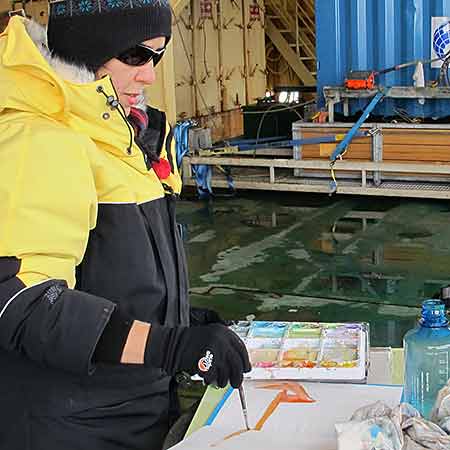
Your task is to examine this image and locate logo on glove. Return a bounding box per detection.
[198,350,214,372]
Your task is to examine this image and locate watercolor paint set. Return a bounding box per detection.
[231,321,369,382]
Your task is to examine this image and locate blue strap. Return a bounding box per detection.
[328,91,384,195]
[330,92,384,162]
[220,166,235,192]
[192,164,213,199]
[237,133,367,151]
[174,120,194,168]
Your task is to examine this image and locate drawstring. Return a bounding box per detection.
[96,85,133,155]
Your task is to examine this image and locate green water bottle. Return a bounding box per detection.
[403,299,450,418]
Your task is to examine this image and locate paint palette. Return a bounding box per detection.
[230,321,369,382]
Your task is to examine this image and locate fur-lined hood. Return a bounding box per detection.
[0,16,136,156]
[24,18,96,84]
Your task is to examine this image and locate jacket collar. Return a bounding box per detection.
[0,17,141,159]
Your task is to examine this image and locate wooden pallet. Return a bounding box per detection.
[297,125,450,162]
[182,156,450,199]
[182,122,450,199]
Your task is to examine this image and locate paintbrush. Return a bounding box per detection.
[238,384,250,430]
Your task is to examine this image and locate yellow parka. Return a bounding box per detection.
[0,17,189,376]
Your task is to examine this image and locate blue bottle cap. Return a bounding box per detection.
[420,299,449,327]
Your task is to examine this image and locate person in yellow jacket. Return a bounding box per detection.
[0,2,250,449]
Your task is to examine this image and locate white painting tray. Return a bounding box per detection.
[232,321,369,382]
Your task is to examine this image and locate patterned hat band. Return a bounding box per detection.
[49,0,170,18]
[47,0,172,71]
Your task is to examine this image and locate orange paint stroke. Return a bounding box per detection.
[257,381,316,402]
[211,429,248,447]
[254,391,284,431]
[211,382,316,446]
[254,382,315,430]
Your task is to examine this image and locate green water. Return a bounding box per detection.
[177,193,450,348]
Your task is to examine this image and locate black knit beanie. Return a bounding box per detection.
[47,0,172,72]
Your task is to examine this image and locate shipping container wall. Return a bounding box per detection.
[316,0,450,118]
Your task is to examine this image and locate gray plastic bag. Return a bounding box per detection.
[431,381,450,434]
[336,400,450,450]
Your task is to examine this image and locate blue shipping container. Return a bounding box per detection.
[316,0,450,119]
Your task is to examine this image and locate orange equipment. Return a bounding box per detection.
[344,70,376,90]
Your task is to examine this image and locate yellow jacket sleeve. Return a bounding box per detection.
[0,119,115,374]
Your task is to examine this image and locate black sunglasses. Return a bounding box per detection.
[117,43,166,67]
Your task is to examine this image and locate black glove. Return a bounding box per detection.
[145,323,251,388]
[189,307,233,327]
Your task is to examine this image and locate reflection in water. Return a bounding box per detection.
[177,195,450,347]
[240,211,282,228]
[398,230,433,239]
[318,211,385,252]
